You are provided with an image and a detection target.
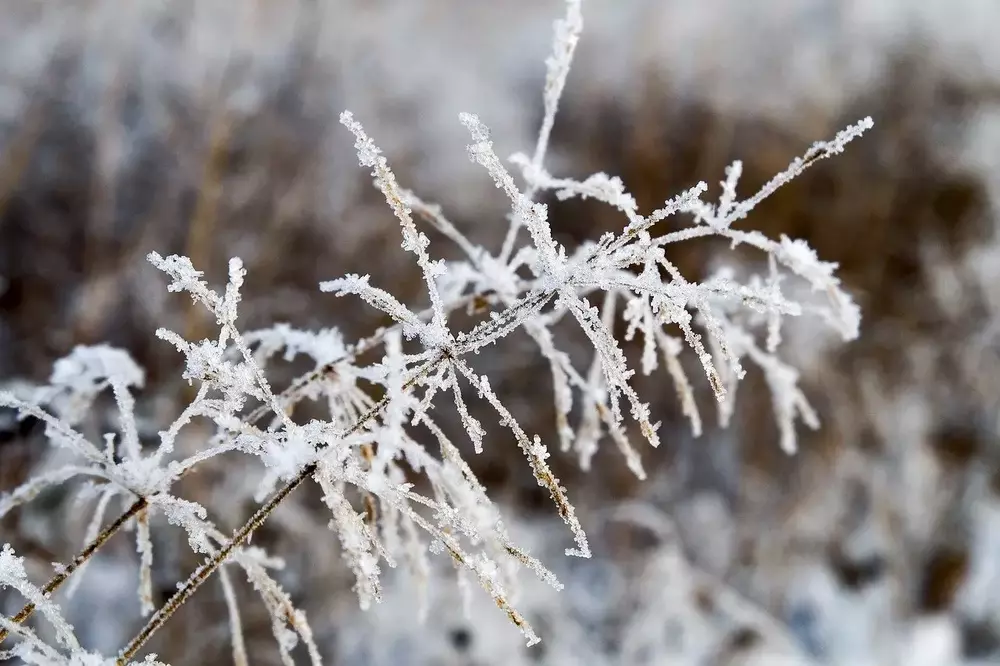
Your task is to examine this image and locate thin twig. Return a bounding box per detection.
[0,497,147,643]
[116,355,445,663]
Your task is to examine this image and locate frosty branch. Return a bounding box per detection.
[0,0,872,663]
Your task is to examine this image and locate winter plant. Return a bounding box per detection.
[0,0,872,663]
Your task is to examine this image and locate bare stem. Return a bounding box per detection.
[0,496,147,644]
[117,469,309,664]
[117,356,445,663]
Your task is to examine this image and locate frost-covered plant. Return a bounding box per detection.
[0,0,871,662]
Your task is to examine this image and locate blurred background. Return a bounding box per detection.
[3,0,1000,664]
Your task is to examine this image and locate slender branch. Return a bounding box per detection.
[117,355,446,663]
[117,466,307,664]
[0,496,147,644]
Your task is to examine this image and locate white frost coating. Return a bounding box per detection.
[0,0,873,658]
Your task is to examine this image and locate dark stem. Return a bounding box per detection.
[0,496,147,644]
[117,355,444,664]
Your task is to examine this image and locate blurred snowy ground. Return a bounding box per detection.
[3,1,1000,664]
